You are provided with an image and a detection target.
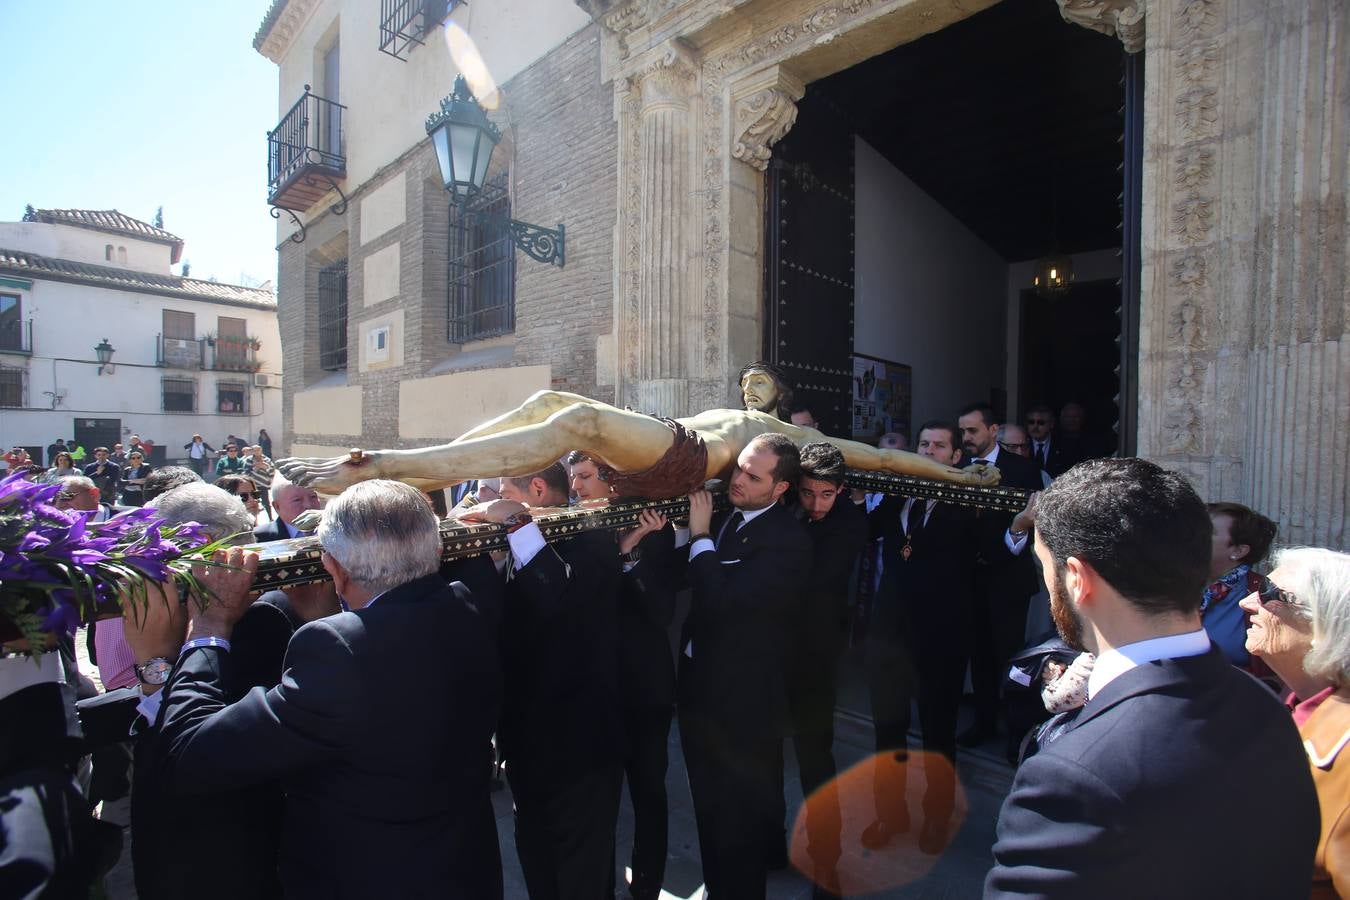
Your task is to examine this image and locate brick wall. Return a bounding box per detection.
[277,23,617,457]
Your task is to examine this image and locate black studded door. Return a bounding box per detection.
[763,91,855,435]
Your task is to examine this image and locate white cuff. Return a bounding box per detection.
[507,521,547,570]
[689,537,715,560]
[136,685,164,726]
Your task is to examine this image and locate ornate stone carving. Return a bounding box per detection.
[730,67,805,172]
[1176,0,1217,42]
[1055,0,1147,53]
[255,0,324,64]
[634,41,698,107]
[1171,195,1214,243]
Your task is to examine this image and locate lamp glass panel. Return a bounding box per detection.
[471,133,494,192]
[449,122,480,193]
[431,126,453,189]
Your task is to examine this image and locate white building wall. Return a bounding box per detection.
[0,222,174,273]
[0,278,281,459]
[270,0,591,241]
[853,137,1008,428]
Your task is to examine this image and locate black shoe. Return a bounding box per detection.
[918,818,948,855]
[956,724,995,748]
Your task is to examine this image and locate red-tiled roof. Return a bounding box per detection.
[30,208,185,263]
[0,248,276,311]
[254,0,289,52]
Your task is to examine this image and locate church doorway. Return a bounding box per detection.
[762,0,1143,717]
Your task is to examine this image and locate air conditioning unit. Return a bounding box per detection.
[254,373,282,389]
[162,338,200,368]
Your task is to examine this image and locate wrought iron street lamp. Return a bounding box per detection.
[1032,252,1075,297]
[94,338,116,375]
[426,76,565,267]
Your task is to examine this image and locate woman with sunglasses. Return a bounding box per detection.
[120,450,153,506]
[1238,548,1350,898]
[214,474,262,521]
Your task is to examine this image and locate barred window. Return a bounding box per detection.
[448,172,515,343]
[0,368,22,408]
[318,259,349,371]
[217,381,249,415]
[162,377,196,413]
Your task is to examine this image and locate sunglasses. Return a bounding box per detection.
[236,490,256,500]
[1257,580,1300,609]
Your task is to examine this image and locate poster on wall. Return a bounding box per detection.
[851,353,912,444]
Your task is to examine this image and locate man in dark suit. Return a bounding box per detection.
[567,450,677,900]
[681,433,813,899]
[957,402,1043,750]
[153,481,504,900]
[1024,404,1078,477]
[767,442,868,887]
[470,462,624,900]
[252,479,321,542]
[862,420,980,855]
[986,458,1319,897]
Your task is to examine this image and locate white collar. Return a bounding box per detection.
[1088,628,1211,699]
[735,503,774,526]
[971,443,1000,466]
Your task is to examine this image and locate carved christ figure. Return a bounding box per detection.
[277,362,999,496]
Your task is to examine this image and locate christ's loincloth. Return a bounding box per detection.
[595,417,708,499]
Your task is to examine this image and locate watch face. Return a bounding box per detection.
[137,659,173,685]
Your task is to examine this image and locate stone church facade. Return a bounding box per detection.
[258,0,1346,548]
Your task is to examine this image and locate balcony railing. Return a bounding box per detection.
[267,87,347,211]
[211,335,261,373]
[157,334,204,369]
[379,0,452,60]
[0,319,32,355]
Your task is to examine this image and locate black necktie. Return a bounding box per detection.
[1036,443,1047,468]
[905,498,926,538]
[717,511,744,549]
[972,458,989,466]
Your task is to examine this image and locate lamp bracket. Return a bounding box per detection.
[506,219,566,267]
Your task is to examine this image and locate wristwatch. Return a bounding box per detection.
[620,547,643,564]
[503,512,534,534]
[135,657,175,686]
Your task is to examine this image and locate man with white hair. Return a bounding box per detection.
[154,480,504,898]
[252,476,321,542]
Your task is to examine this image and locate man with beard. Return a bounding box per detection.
[986,458,1319,897]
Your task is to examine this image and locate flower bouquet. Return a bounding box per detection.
[0,471,230,654]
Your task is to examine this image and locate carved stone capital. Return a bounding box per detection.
[632,40,699,109]
[1056,0,1147,53]
[730,67,806,172]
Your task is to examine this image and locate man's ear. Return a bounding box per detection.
[952,448,964,466]
[321,552,351,597]
[529,477,548,504]
[90,487,101,504]
[1232,543,1252,563]
[1063,555,1096,609]
[770,479,791,503]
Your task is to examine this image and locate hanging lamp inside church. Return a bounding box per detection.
[1033,194,1075,298]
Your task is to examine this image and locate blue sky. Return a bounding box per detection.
[0,1,279,286]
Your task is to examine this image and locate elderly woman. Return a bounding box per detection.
[1239,547,1350,898]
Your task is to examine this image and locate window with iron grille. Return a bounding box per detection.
[448,173,516,343]
[217,381,249,415]
[318,259,349,370]
[0,368,22,408]
[162,377,196,413]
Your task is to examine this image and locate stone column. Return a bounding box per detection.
[1135,0,1348,548]
[626,41,699,416]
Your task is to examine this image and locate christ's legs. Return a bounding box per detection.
[277,400,679,494]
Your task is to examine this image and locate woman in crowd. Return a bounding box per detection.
[1239,547,1350,897]
[1202,501,1278,666]
[256,428,273,460]
[244,443,276,522]
[120,449,153,506]
[214,473,262,524]
[44,451,77,483]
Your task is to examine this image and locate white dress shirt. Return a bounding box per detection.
[1087,628,1211,700]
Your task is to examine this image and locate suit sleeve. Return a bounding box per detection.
[624,525,677,628]
[686,517,812,622]
[156,620,363,795]
[985,751,1131,898]
[511,530,619,626]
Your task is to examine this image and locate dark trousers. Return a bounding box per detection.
[767,648,843,868]
[865,575,965,821]
[968,571,1032,733]
[188,456,209,476]
[680,709,779,900]
[612,705,672,900]
[512,763,623,900]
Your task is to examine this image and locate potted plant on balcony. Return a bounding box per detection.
[247,336,263,351]
[203,332,217,347]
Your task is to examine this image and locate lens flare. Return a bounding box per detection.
[443,20,499,111]
[789,750,969,895]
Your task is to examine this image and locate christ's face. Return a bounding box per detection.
[741,371,780,413]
